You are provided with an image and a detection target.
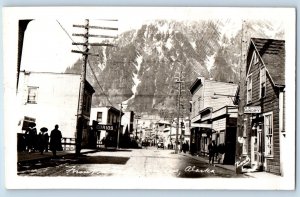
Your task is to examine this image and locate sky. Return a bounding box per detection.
[20,7,285,73]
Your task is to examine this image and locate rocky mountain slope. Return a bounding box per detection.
[65,19,284,118]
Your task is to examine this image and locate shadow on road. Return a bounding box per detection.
[17,154,130,175]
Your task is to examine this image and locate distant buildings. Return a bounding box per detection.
[236,38,285,175]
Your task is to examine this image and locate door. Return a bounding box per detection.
[251,123,263,171]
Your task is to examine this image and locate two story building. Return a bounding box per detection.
[90,106,123,148]
[238,38,285,175]
[17,71,94,150]
[189,77,238,160]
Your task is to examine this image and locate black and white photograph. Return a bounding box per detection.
[2,7,295,189]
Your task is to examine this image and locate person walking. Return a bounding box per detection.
[25,122,37,153]
[208,140,216,165]
[50,125,62,158]
[38,127,49,154]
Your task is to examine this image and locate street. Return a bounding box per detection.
[18,147,246,178]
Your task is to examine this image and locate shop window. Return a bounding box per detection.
[260,67,266,98]
[97,112,103,123]
[246,74,252,104]
[264,114,273,157]
[27,86,38,104]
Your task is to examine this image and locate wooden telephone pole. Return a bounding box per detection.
[72,19,117,156]
[175,71,184,154]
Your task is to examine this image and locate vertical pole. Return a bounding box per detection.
[76,19,89,156]
[170,119,172,149]
[117,103,122,149]
[175,71,182,154]
[236,20,247,162]
[136,119,138,139]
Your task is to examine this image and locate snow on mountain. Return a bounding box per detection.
[66,19,284,116]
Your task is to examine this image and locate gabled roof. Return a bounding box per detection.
[251,38,285,87]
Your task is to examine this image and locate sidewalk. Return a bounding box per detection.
[180,153,235,172]
[181,153,282,179]
[17,149,98,163]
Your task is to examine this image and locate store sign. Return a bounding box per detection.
[244,106,261,113]
[96,124,117,131]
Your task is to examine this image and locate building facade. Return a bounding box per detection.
[189,77,238,158]
[211,106,238,164]
[17,71,94,139]
[90,106,123,148]
[237,38,285,175]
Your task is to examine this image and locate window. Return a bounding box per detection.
[252,51,259,65]
[27,86,38,104]
[246,75,252,104]
[260,67,266,98]
[264,114,273,157]
[242,119,248,154]
[97,112,103,123]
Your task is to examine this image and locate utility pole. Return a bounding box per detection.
[117,103,123,149]
[175,71,184,154]
[72,19,118,156]
[236,19,248,160]
[74,19,89,156]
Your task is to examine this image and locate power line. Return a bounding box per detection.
[56,20,116,108]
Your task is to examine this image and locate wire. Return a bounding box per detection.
[56,20,116,108]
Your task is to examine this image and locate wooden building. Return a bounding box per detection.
[238,38,285,175]
[189,77,238,159]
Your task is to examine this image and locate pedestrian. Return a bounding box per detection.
[186,140,190,153]
[182,142,186,153]
[50,124,62,158]
[208,140,216,165]
[25,122,37,153]
[217,143,225,164]
[38,127,49,154]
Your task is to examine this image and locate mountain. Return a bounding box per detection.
[65,19,284,118]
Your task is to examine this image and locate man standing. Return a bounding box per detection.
[50,125,62,158]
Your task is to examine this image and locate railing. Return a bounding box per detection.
[61,137,76,151]
[17,134,76,152]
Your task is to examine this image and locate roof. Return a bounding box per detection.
[251,38,285,86]
[189,77,204,95]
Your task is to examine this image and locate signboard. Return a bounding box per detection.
[244,106,261,114]
[96,124,117,131]
[191,123,211,128]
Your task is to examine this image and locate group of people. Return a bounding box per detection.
[181,141,190,153]
[25,123,62,157]
[208,140,226,165]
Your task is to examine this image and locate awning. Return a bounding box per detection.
[191,114,201,123]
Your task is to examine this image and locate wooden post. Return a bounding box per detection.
[117,103,122,149]
[75,19,89,156]
[175,71,183,154]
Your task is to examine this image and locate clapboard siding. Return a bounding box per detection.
[246,51,281,175]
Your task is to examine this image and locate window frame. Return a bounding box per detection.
[27,86,39,104]
[97,112,103,123]
[260,66,267,99]
[264,112,273,158]
[246,74,252,104]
